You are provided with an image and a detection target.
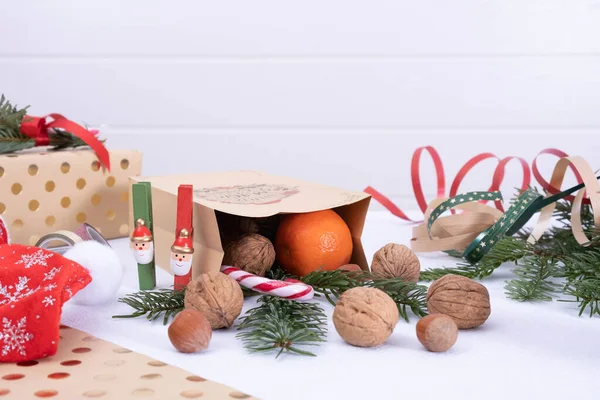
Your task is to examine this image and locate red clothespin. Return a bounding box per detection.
[171,185,194,290]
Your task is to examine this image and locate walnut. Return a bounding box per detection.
[426,274,491,329]
[332,287,399,347]
[371,243,420,282]
[222,233,276,276]
[184,272,244,329]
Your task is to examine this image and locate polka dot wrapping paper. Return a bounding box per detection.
[0,149,142,246]
[0,325,257,399]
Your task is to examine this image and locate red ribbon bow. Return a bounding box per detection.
[20,114,111,171]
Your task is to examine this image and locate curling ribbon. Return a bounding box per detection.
[20,114,111,171]
[365,146,543,221]
[417,156,599,263]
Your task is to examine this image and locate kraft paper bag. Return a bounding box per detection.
[129,171,371,278]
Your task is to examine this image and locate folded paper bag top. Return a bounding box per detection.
[129,171,371,278]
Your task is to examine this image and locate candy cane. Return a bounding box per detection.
[220,266,314,301]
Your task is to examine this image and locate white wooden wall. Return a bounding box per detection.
[2,0,599,206]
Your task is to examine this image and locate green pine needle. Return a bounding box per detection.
[561,279,600,317]
[504,257,560,302]
[113,288,185,325]
[420,237,531,281]
[236,296,327,358]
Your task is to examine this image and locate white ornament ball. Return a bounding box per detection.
[63,241,124,305]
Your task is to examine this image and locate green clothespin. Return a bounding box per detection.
[131,182,156,290]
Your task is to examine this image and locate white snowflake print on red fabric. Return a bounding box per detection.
[1,316,34,357]
[42,296,55,307]
[44,283,57,292]
[0,276,39,306]
[0,244,92,362]
[15,249,54,269]
[43,267,62,281]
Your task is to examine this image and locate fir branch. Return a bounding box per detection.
[420,237,531,281]
[113,288,185,325]
[0,94,33,154]
[504,256,561,302]
[236,296,327,357]
[300,269,363,305]
[561,279,600,317]
[300,269,428,322]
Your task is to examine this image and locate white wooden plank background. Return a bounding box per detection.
[2,0,600,55]
[1,0,598,201]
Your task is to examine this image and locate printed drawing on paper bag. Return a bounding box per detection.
[194,184,300,205]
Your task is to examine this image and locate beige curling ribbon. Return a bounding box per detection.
[528,156,600,246]
[411,199,503,253]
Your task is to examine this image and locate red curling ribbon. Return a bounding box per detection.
[489,156,531,212]
[532,148,589,204]
[365,146,445,222]
[20,114,110,171]
[365,147,536,222]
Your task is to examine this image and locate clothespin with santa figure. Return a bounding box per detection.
[171,184,194,290]
[131,182,156,290]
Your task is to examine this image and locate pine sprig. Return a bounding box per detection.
[504,256,561,301]
[236,296,327,357]
[300,269,363,304]
[300,269,428,322]
[420,237,531,281]
[113,288,185,325]
[561,279,600,317]
[0,94,32,153]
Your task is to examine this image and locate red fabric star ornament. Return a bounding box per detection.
[0,244,91,362]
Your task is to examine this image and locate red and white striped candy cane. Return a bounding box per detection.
[220,266,314,301]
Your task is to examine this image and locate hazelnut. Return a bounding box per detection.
[416,314,458,352]
[184,272,244,329]
[332,287,399,347]
[223,233,276,276]
[338,264,362,272]
[371,243,420,282]
[426,274,491,329]
[168,309,212,353]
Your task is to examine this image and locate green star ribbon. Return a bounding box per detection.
[462,189,542,263]
[427,191,503,239]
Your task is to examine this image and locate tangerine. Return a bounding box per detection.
[274,209,353,277]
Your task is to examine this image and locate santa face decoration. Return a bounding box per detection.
[131,240,154,264]
[130,219,154,265]
[170,251,193,276]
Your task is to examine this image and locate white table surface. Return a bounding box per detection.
[62,210,600,400]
